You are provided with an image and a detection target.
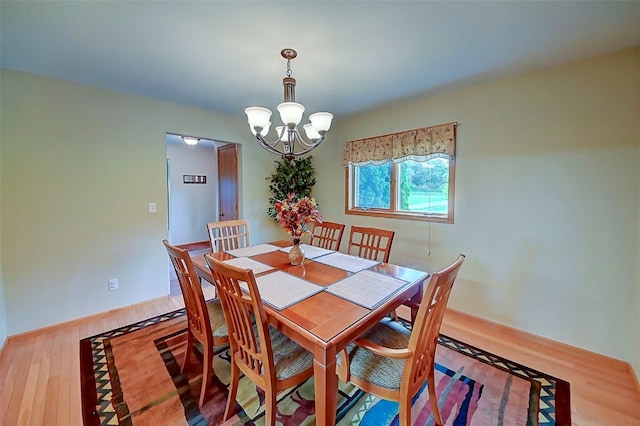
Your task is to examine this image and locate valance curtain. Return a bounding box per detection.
[343,122,456,166]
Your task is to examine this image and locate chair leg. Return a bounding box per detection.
[264,387,277,426]
[198,343,213,406]
[223,361,240,421]
[182,331,194,373]
[428,368,443,426]
[398,393,412,426]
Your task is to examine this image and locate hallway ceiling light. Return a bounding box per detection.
[245,49,333,161]
[182,136,200,146]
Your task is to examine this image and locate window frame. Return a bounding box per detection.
[344,157,455,223]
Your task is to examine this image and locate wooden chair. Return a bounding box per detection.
[310,220,345,251]
[348,225,398,317]
[337,254,465,426]
[206,219,250,253]
[163,240,229,406]
[205,254,314,424]
[347,225,395,262]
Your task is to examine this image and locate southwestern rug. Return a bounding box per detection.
[80,309,571,425]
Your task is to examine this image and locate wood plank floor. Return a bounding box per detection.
[1,292,639,425]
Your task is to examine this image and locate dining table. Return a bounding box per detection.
[191,240,429,425]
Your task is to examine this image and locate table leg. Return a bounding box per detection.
[409,282,424,324]
[313,348,338,425]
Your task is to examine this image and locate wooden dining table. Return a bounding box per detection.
[191,240,429,425]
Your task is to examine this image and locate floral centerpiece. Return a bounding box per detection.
[275,193,323,237]
[275,193,323,265]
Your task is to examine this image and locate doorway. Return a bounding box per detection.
[165,133,240,294]
[165,133,240,245]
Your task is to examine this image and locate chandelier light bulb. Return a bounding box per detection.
[303,123,321,141]
[245,107,272,135]
[309,112,333,133]
[252,121,271,137]
[275,126,288,142]
[277,102,305,126]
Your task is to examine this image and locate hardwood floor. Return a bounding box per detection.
[1,293,639,425]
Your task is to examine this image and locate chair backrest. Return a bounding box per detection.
[206,219,250,253]
[163,240,212,346]
[404,254,465,395]
[347,226,395,263]
[310,221,345,251]
[205,254,276,386]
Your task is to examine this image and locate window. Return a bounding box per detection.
[344,123,456,223]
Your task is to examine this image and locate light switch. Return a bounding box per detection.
[148,202,157,214]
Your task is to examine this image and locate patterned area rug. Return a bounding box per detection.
[80,309,571,425]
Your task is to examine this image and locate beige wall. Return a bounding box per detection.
[0,125,5,348]
[0,265,5,351]
[314,48,640,364]
[0,69,279,335]
[635,137,640,379]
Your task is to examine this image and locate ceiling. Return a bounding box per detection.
[2,1,640,126]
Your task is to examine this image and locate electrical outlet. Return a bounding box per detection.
[108,278,119,291]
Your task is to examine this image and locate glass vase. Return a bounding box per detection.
[288,237,305,266]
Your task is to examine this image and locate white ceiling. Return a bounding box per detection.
[2,1,639,124]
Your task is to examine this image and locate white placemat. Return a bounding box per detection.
[326,269,410,309]
[222,257,274,275]
[240,271,324,310]
[225,243,280,258]
[312,251,379,273]
[279,244,334,259]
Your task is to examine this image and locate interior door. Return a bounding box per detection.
[217,143,239,221]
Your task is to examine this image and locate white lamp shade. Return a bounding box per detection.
[251,121,271,136]
[275,126,288,142]
[303,123,321,141]
[277,102,305,126]
[245,107,272,133]
[309,112,333,132]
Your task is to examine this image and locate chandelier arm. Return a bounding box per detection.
[292,131,326,149]
[256,135,290,155]
[255,134,283,149]
[255,134,326,158]
[255,128,327,155]
[259,142,290,157]
[287,139,327,157]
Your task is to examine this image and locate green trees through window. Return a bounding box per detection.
[400,159,449,213]
[355,163,391,209]
[348,157,453,223]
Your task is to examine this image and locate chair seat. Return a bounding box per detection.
[265,325,314,380]
[345,318,410,390]
[206,298,229,338]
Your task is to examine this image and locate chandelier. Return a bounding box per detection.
[245,49,333,161]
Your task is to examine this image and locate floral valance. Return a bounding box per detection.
[343,122,456,166]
